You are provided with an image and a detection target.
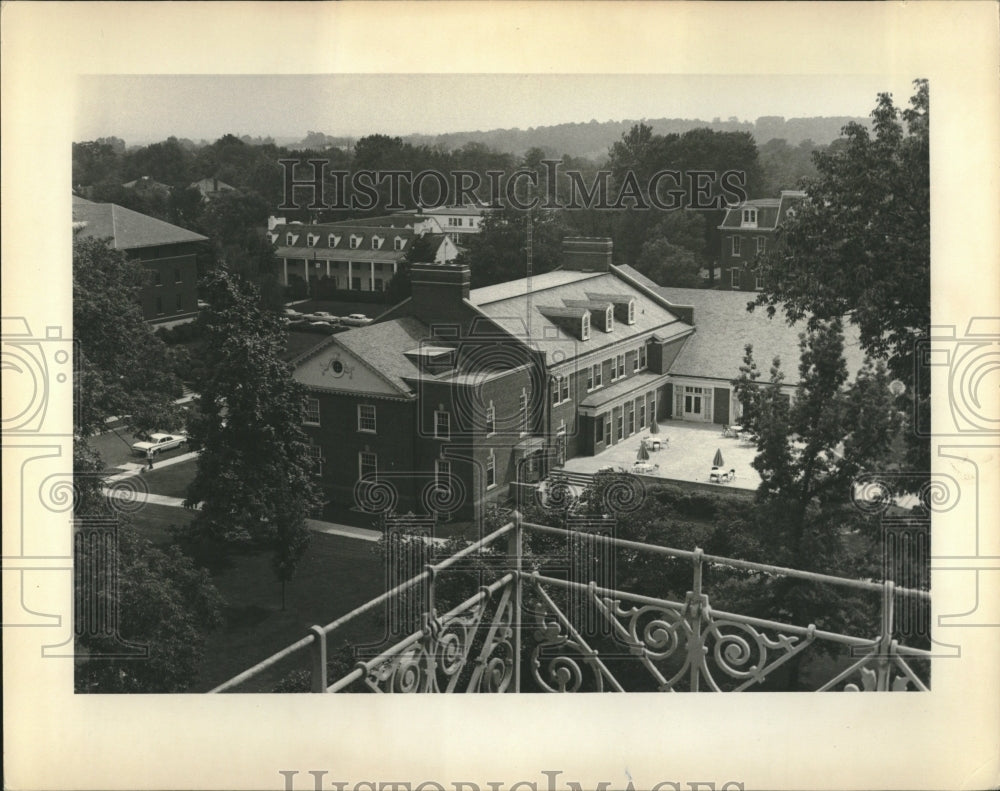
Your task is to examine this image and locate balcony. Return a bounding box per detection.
[211,515,931,694]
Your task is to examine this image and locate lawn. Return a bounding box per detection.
[141,458,197,500]
[127,499,388,693]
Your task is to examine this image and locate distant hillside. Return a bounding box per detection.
[401,116,869,160]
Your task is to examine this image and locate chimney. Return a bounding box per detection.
[561,237,613,272]
[410,263,471,315]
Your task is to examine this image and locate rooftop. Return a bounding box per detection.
[618,265,868,383]
[72,202,208,250]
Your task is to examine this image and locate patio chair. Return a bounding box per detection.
[709,467,722,483]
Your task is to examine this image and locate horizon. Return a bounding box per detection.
[75,74,910,146]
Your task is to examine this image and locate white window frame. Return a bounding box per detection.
[581,312,590,341]
[731,236,741,256]
[434,409,451,440]
[394,236,405,251]
[307,442,323,476]
[638,344,647,371]
[755,274,764,290]
[357,404,376,433]
[605,307,614,332]
[593,363,603,389]
[756,237,766,255]
[731,269,740,288]
[518,389,528,436]
[627,300,636,325]
[742,208,758,227]
[485,402,496,437]
[350,235,362,249]
[328,234,341,247]
[304,397,321,425]
[485,450,496,489]
[616,354,626,379]
[359,451,377,481]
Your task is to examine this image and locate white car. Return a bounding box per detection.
[312,311,337,320]
[132,432,187,456]
[341,313,373,327]
[283,308,302,318]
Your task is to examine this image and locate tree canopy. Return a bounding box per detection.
[184,269,322,599]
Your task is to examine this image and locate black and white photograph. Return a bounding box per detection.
[3,3,999,790]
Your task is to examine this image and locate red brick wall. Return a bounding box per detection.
[133,242,201,321]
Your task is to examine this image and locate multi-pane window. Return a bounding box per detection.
[731,269,740,288]
[755,275,764,290]
[359,451,377,480]
[485,402,496,436]
[304,397,321,425]
[731,236,741,256]
[485,451,496,489]
[632,350,640,373]
[626,403,635,435]
[358,404,376,433]
[638,344,647,371]
[434,409,450,440]
[604,415,612,446]
[588,363,604,391]
[615,411,624,441]
[307,443,323,476]
[742,208,757,226]
[350,235,361,249]
[638,398,646,429]
[627,300,636,325]
[581,313,590,341]
[616,354,626,379]
[552,374,570,405]
[608,357,617,382]
[519,389,528,435]
[756,237,766,255]
[605,307,614,332]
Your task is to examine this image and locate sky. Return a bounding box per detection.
[74,73,919,144]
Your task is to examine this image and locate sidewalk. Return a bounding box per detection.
[105,450,199,482]
[102,481,383,543]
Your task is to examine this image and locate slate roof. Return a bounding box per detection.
[617,265,868,385]
[72,202,208,250]
[330,316,431,395]
[469,270,692,366]
[718,190,806,231]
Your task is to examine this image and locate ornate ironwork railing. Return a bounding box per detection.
[210,516,931,694]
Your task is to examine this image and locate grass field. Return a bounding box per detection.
[141,459,198,500]
[127,498,387,692]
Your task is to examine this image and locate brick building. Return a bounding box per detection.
[72,196,208,323]
[717,189,805,291]
[269,220,458,293]
[292,238,695,522]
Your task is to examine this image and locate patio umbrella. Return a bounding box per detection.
[637,441,650,462]
[713,448,725,467]
[650,417,659,435]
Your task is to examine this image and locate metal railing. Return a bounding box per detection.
[210,515,931,693]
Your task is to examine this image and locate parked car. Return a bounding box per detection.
[341,313,373,327]
[132,432,187,456]
[283,308,302,318]
[312,311,337,320]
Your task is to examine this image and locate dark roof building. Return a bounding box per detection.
[72,201,208,323]
[717,189,806,291]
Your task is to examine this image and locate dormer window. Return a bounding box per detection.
[350,235,362,249]
[328,234,341,247]
[267,232,278,244]
[627,300,636,325]
[581,312,590,341]
[605,307,614,332]
[286,233,299,245]
[372,236,383,250]
[307,233,319,247]
[394,236,406,251]
[741,208,758,228]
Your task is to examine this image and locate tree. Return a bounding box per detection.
[634,237,702,287]
[184,269,322,607]
[73,241,222,693]
[753,80,929,465]
[730,343,762,430]
[73,236,184,437]
[455,210,567,288]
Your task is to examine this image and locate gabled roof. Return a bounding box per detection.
[469,269,692,366]
[72,202,208,250]
[617,264,867,385]
[294,316,431,396]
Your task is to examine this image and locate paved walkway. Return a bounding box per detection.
[103,468,383,543]
[105,450,200,482]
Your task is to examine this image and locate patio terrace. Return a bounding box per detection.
[562,419,761,491]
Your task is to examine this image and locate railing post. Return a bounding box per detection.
[876,580,895,691]
[308,625,328,693]
[688,547,705,692]
[507,513,523,693]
